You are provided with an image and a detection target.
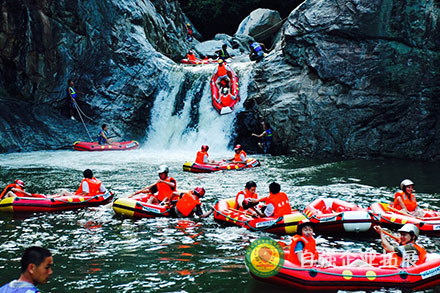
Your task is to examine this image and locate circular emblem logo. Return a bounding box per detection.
[245,237,285,278]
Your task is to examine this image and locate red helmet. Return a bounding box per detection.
[201,145,209,152]
[234,144,241,150]
[194,187,205,197]
[15,179,25,188]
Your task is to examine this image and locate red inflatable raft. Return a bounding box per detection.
[210,65,240,115]
[304,198,375,235]
[73,140,139,151]
[369,202,440,236]
[183,158,260,173]
[247,250,440,291]
[180,58,217,65]
[213,198,306,235]
[112,194,172,219]
[0,191,113,213]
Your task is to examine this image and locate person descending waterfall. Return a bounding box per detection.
[195,145,214,164]
[186,50,196,62]
[130,165,177,205]
[0,179,34,200]
[97,124,111,145]
[252,121,273,153]
[186,23,193,42]
[259,182,292,218]
[172,187,213,218]
[392,179,424,217]
[215,44,231,61]
[215,60,231,91]
[226,144,247,164]
[248,40,267,62]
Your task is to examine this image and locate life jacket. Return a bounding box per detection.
[289,235,318,266]
[235,190,258,211]
[195,151,208,164]
[97,130,109,144]
[250,42,263,53]
[187,53,196,61]
[68,86,77,98]
[266,192,292,217]
[186,26,192,35]
[390,242,427,267]
[175,191,200,217]
[221,93,232,106]
[219,49,228,58]
[0,183,24,200]
[393,191,417,212]
[75,178,102,196]
[233,150,247,162]
[217,64,227,77]
[156,176,176,202]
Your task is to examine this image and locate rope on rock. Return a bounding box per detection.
[73,100,94,142]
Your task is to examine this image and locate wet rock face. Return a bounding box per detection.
[0,0,192,152]
[242,0,440,160]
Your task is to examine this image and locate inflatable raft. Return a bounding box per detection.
[210,65,240,115]
[369,202,440,236]
[183,158,260,173]
[113,194,172,219]
[0,191,113,213]
[213,198,306,235]
[180,58,217,65]
[73,140,139,151]
[304,198,375,235]
[247,251,440,291]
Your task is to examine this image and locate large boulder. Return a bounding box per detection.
[235,8,282,44]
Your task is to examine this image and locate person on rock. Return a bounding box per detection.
[374,224,426,267]
[248,40,267,62]
[97,124,112,145]
[215,60,231,91]
[226,144,247,164]
[392,179,424,217]
[259,182,292,218]
[215,44,231,62]
[235,181,264,217]
[66,79,84,121]
[195,145,214,164]
[0,246,53,293]
[131,165,176,205]
[0,179,34,200]
[172,187,213,218]
[252,121,273,154]
[186,23,193,42]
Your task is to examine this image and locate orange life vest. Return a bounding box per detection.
[235,190,258,211]
[0,183,24,200]
[393,191,417,212]
[156,176,176,202]
[187,53,196,61]
[289,235,318,266]
[217,64,227,76]
[75,178,102,196]
[195,151,208,164]
[233,150,247,162]
[221,93,232,106]
[175,191,200,217]
[266,192,292,217]
[390,242,427,267]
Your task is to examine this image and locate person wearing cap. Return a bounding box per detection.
[0,246,53,293]
[135,165,176,205]
[195,145,213,164]
[172,187,213,218]
[226,144,247,164]
[393,179,424,217]
[374,224,426,267]
[215,59,231,91]
[258,182,292,218]
[185,23,193,42]
[0,180,33,200]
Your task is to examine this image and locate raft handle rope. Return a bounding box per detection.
[136,201,172,215]
[73,100,94,142]
[43,191,112,204]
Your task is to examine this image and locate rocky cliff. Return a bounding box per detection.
[240,0,440,160]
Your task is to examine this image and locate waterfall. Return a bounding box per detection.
[144,62,252,155]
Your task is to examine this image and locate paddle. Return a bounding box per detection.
[382,229,400,242]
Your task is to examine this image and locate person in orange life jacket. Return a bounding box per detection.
[235,181,264,217]
[259,182,293,218]
[0,179,33,200]
[173,187,213,218]
[393,179,424,217]
[195,145,214,164]
[186,50,196,62]
[252,121,273,154]
[226,144,247,164]
[374,224,426,268]
[0,246,53,293]
[186,23,193,42]
[52,169,106,198]
[219,87,234,106]
[141,165,176,205]
[97,124,112,145]
[215,59,231,91]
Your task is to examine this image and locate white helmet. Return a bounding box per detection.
[398,224,419,239]
[157,165,169,174]
[400,179,414,190]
